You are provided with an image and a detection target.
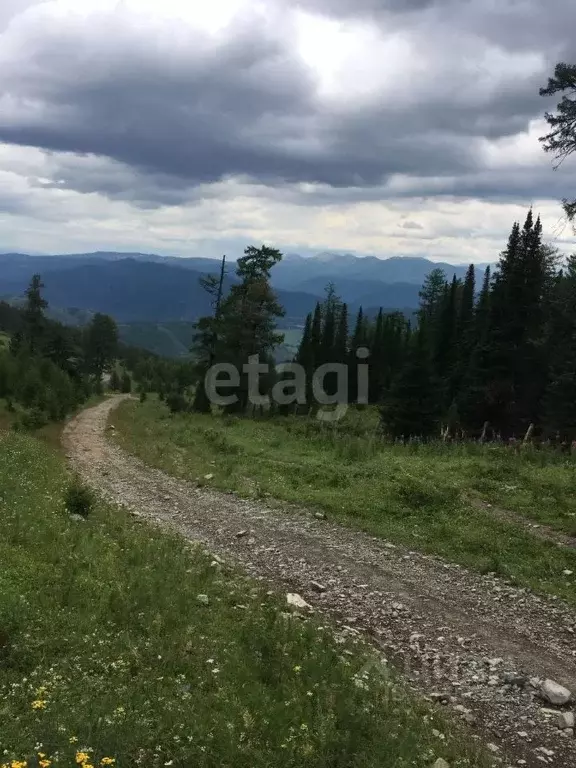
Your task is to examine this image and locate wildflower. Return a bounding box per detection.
[75,752,91,765]
[69,737,79,744]
[39,760,51,768]
[293,665,302,673]
[100,760,116,766]
[31,700,47,710]
[11,762,27,768]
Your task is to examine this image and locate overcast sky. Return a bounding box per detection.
[0,0,574,263]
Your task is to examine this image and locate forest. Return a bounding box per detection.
[0,277,194,429]
[185,212,576,443]
[3,209,576,444]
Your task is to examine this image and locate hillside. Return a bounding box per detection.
[0,250,479,358]
[0,251,476,316]
[0,258,324,324]
[0,425,490,768]
[63,396,576,766]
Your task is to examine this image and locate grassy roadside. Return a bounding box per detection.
[112,398,576,605]
[0,431,490,768]
[0,394,106,452]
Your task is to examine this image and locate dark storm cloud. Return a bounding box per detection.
[0,0,573,207]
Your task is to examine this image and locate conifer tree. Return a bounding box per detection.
[544,255,576,438]
[22,274,48,354]
[212,245,284,412]
[295,313,312,368]
[348,307,368,402]
[84,313,119,380]
[334,303,349,365]
[381,325,441,440]
[434,275,459,389]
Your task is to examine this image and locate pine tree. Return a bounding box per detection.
[348,307,368,402]
[334,303,349,365]
[418,268,447,322]
[433,275,459,389]
[191,257,227,413]
[213,245,285,412]
[381,325,441,440]
[295,313,312,367]
[539,62,576,224]
[309,302,323,368]
[84,313,119,380]
[22,274,48,354]
[319,284,339,366]
[544,255,576,438]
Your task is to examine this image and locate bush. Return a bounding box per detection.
[16,407,49,431]
[121,372,132,393]
[64,477,95,518]
[109,369,121,391]
[165,392,189,414]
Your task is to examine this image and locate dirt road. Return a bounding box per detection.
[63,397,576,767]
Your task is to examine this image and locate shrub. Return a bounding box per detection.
[17,407,49,431]
[165,392,189,414]
[121,372,132,393]
[109,369,121,391]
[64,477,95,518]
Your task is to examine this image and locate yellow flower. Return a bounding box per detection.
[31,699,47,710]
[75,753,91,765]
[11,762,27,768]
[100,760,116,766]
[39,760,51,768]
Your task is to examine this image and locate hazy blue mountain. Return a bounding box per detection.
[0,250,484,294]
[0,258,323,324]
[0,250,480,357]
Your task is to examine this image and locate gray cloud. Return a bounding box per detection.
[0,0,573,207]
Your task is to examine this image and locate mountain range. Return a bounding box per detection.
[0,251,487,357]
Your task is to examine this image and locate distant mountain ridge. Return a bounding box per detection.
[0,250,483,357]
[0,249,485,297]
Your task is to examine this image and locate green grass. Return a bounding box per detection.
[0,393,106,453]
[0,431,490,768]
[113,398,576,605]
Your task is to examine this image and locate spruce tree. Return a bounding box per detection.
[381,325,441,440]
[295,313,312,366]
[84,313,119,380]
[22,274,48,355]
[348,307,368,403]
[334,303,349,365]
[433,275,459,390]
[544,255,576,438]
